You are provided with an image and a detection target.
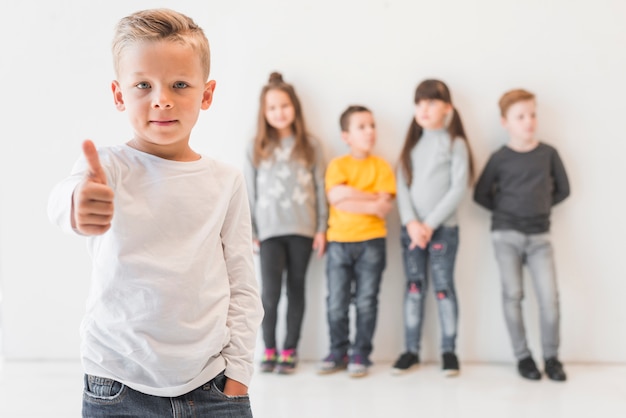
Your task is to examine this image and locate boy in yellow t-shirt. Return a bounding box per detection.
[317,105,396,378]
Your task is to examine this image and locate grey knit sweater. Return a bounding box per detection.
[243,136,328,241]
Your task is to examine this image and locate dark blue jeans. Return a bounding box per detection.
[259,235,314,350]
[401,226,459,354]
[82,371,252,417]
[325,238,386,362]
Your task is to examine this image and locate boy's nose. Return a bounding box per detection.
[152,90,173,109]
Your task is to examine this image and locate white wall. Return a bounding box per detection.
[1,0,625,363]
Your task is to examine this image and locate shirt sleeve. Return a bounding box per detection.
[242,143,259,240]
[48,174,81,234]
[220,172,263,386]
[550,148,570,206]
[312,141,329,233]
[423,139,469,229]
[473,152,499,211]
[325,158,346,191]
[375,158,396,196]
[395,165,420,225]
[48,150,110,234]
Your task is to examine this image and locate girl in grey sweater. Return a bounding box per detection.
[243,72,328,374]
[392,79,474,377]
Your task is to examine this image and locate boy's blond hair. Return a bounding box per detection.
[112,9,211,80]
[498,89,535,117]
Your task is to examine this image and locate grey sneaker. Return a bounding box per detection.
[392,352,419,375]
[348,354,370,378]
[317,353,348,375]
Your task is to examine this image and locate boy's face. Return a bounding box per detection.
[414,99,452,130]
[502,99,537,142]
[264,89,296,137]
[341,111,376,158]
[112,40,215,159]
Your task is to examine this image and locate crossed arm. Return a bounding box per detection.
[327,184,394,219]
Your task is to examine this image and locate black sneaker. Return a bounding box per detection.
[544,357,567,381]
[442,352,460,377]
[391,352,419,375]
[517,356,541,380]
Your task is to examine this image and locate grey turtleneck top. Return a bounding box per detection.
[396,128,469,229]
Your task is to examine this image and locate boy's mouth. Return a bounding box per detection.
[150,120,177,126]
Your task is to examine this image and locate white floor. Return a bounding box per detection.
[0,360,624,417]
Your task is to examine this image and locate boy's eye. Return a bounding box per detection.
[136,82,150,89]
[174,82,188,88]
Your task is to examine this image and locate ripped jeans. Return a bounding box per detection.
[401,225,459,354]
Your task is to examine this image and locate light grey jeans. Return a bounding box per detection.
[491,230,561,360]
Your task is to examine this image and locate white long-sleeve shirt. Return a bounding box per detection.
[48,144,263,397]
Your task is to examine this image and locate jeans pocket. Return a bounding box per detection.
[207,372,250,401]
[84,374,125,401]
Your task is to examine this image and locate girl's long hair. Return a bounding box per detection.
[398,79,474,186]
[252,72,314,167]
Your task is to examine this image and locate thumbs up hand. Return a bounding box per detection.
[72,140,115,235]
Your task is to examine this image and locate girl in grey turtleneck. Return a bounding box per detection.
[392,79,474,377]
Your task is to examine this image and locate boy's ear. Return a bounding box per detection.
[201,80,217,110]
[111,81,125,112]
[340,130,350,144]
[500,116,508,128]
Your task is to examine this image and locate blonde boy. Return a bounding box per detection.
[474,89,570,382]
[317,105,396,378]
[48,9,263,416]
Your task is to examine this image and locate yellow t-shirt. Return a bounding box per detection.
[325,154,396,242]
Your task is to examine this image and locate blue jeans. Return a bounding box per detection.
[401,226,459,354]
[491,230,561,360]
[82,371,252,417]
[325,238,386,361]
[259,235,314,350]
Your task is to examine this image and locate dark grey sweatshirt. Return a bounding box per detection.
[473,142,570,234]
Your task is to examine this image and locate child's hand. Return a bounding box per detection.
[223,377,248,396]
[312,232,327,258]
[406,220,428,250]
[371,194,393,219]
[252,239,260,254]
[422,223,434,243]
[327,185,353,204]
[72,140,115,235]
